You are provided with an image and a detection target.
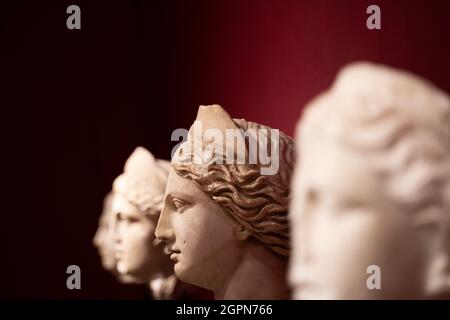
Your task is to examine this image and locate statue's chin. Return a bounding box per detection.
[101,256,116,271]
[174,262,196,286]
[117,260,130,275]
[116,266,147,285]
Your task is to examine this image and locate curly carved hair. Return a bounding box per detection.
[172,119,295,257]
[113,147,170,217]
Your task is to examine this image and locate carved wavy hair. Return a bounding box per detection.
[172,119,295,258]
[113,159,170,217]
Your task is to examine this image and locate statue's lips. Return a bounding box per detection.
[170,252,180,261]
[114,250,124,260]
[163,244,179,255]
[163,245,181,261]
[98,246,108,257]
[292,274,320,298]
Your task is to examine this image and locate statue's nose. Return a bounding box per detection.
[155,204,174,242]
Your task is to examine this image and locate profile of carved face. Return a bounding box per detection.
[93,192,116,272]
[156,105,295,291]
[156,168,242,289]
[289,62,450,299]
[111,147,170,283]
[112,193,167,281]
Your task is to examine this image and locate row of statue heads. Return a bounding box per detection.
[93,62,450,299]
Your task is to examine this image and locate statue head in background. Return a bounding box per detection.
[111,147,172,286]
[93,192,116,272]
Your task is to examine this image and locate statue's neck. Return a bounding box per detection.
[148,272,178,300]
[214,246,289,300]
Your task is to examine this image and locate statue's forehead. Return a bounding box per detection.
[165,167,210,202]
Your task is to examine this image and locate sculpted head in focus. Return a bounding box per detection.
[111,147,174,295]
[155,105,295,299]
[289,62,450,299]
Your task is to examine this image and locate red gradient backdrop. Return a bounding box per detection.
[7,0,450,298]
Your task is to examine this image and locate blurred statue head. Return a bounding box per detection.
[111,147,172,286]
[93,192,116,272]
[289,62,450,299]
[156,105,295,299]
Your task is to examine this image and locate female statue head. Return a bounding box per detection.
[93,192,116,272]
[156,105,295,299]
[289,62,450,299]
[111,147,179,298]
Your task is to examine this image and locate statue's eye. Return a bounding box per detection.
[125,216,139,223]
[116,212,139,223]
[172,197,189,212]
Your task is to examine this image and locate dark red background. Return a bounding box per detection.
[7,0,450,298]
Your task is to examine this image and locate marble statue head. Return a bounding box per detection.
[93,192,116,272]
[156,105,295,299]
[289,62,450,299]
[111,147,171,284]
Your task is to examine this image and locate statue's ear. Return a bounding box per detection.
[235,226,250,241]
